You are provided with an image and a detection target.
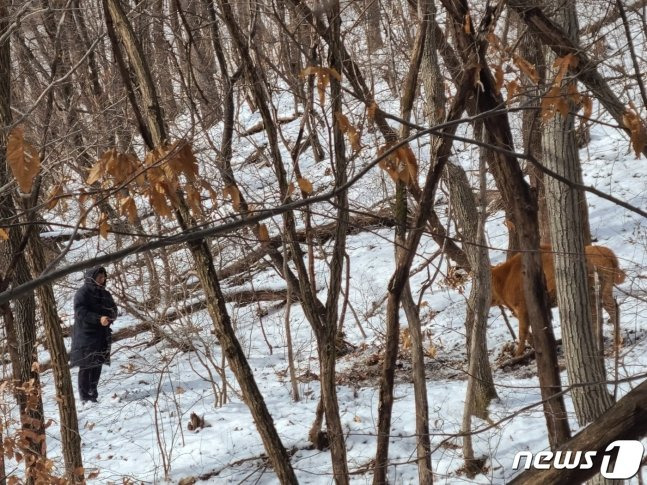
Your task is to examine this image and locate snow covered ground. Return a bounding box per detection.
[7,111,641,485]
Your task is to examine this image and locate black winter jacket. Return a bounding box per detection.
[70,267,118,368]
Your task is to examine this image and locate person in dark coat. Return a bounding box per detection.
[70,266,117,403]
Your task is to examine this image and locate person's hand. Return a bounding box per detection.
[100,316,111,326]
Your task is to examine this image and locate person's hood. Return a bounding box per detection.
[84,267,107,285]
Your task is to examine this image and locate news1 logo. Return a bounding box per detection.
[512,440,645,479]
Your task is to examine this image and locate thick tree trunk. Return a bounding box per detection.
[0,4,45,482]
[542,4,613,483]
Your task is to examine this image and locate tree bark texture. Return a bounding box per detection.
[516,15,550,244]
[542,0,614,465]
[446,162,497,418]
[0,4,46,482]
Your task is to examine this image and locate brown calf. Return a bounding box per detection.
[490,245,625,356]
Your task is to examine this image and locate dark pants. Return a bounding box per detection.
[78,365,102,402]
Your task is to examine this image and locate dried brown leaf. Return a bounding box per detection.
[513,55,539,84]
[348,129,361,152]
[7,126,41,193]
[119,196,138,223]
[581,96,593,120]
[541,85,562,120]
[494,64,504,95]
[200,180,219,207]
[378,143,418,187]
[258,223,270,243]
[103,149,119,177]
[566,83,582,109]
[158,180,180,207]
[297,177,313,194]
[300,66,341,105]
[623,110,647,157]
[505,80,520,104]
[186,185,203,216]
[86,159,106,185]
[98,214,109,240]
[552,54,578,86]
[0,228,8,240]
[335,112,361,152]
[317,74,328,105]
[463,13,471,34]
[556,97,570,117]
[223,185,241,211]
[45,184,63,210]
[395,146,418,186]
[167,140,199,181]
[335,112,351,132]
[147,188,173,218]
[367,102,378,122]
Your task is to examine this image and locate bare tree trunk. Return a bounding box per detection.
[0,4,45,482]
[27,233,83,482]
[373,80,472,485]
[0,422,5,485]
[442,0,571,448]
[542,2,613,482]
[318,4,351,482]
[282,243,299,402]
[517,16,550,244]
[447,161,497,414]
[102,1,298,482]
[365,0,384,53]
[173,0,221,125]
[150,0,179,119]
[454,148,496,476]
[398,6,434,482]
[421,0,496,424]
